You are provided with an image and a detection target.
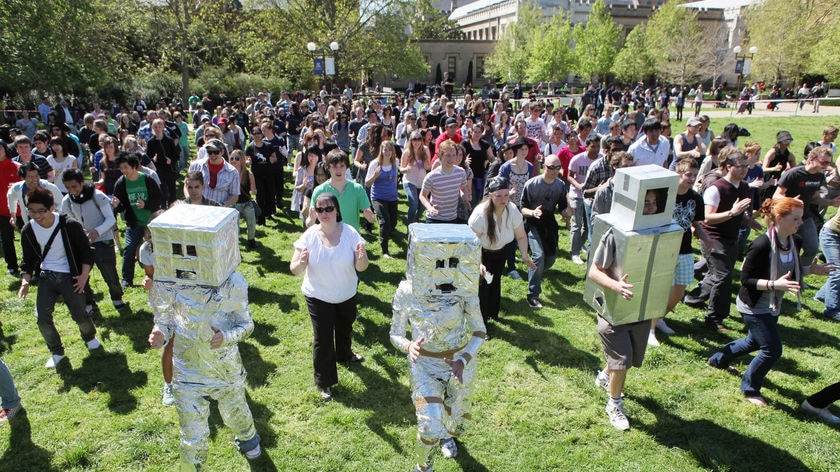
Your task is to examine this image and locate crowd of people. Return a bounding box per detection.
[2,86,840,467]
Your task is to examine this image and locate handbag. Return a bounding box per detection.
[249,200,262,218]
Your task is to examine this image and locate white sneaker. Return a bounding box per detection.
[440,437,457,458]
[595,370,610,393]
[86,338,101,350]
[647,332,660,347]
[244,444,262,460]
[162,384,176,406]
[801,399,840,424]
[45,354,66,369]
[656,318,676,335]
[606,401,630,430]
[572,255,585,265]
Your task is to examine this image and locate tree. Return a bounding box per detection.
[644,0,704,87]
[742,0,820,86]
[698,21,735,89]
[526,12,575,83]
[411,0,465,40]
[485,1,541,84]
[242,0,428,89]
[611,24,655,83]
[573,0,620,83]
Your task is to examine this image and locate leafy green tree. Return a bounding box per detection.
[644,0,704,87]
[573,0,620,82]
[485,1,541,84]
[611,24,655,83]
[525,12,575,83]
[742,0,818,86]
[411,0,465,40]
[242,0,427,89]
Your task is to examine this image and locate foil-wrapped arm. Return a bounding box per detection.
[454,294,485,366]
[149,282,176,344]
[389,282,412,353]
[217,272,254,346]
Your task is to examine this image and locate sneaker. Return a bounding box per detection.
[339,353,365,363]
[6,268,19,277]
[595,369,610,393]
[801,400,840,424]
[113,300,127,310]
[45,354,66,369]
[595,370,625,398]
[606,401,630,430]
[0,404,23,422]
[162,384,176,406]
[508,270,522,280]
[247,239,257,250]
[86,338,102,350]
[244,444,262,460]
[656,318,676,335]
[85,304,95,315]
[527,298,543,309]
[647,332,660,347]
[571,255,584,265]
[440,437,458,458]
[413,463,433,472]
[318,387,332,402]
[120,280,131,289]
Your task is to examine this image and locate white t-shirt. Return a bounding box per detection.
[294,223,365,304]
[468,201,523,251]
[33,213,70,273]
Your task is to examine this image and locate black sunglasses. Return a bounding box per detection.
[545,165,562,170]
[207,150,221,155]
[314,205,335,213]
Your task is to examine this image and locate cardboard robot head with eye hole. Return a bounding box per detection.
[406,223,481,297]
[148,204,241,287]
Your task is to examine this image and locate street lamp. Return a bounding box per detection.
[306,41,340,83]
[733,45,758,92]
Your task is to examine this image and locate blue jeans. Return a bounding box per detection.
[122,225,146,285]
[527,228,556,299]
[403,181,421,226]
[36,270,98,356]
[816,225,840,316]
[569,197,587,256]
[708,312,781,396]
[471,178,485,207]
[583,198,593,251]
[0,357,20,410]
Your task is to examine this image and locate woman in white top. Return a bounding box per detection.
[290,193,369,402]
[291,146,322,221]
[47,136,78,194]
[468,177,535,326]
[399,130,431,226]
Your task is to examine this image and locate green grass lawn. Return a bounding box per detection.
[2,116,840,471]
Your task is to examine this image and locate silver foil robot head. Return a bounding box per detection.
[406,223,481,297]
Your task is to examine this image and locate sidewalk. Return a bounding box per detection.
[692,100,840,119]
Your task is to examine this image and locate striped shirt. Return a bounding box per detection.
[422,166,466,222]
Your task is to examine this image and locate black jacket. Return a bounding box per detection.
[739,233,802,307]
[20,214,94,277]
[113,173,164,228]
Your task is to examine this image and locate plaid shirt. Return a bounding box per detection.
[188,158,240,205]
[582,155,612,201]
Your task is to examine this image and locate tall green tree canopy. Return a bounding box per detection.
[573,0,620,82]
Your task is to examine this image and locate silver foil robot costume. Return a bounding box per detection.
[147,206,260,470]
[390,224,486,471]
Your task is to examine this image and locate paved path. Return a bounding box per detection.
[692,100,840,119]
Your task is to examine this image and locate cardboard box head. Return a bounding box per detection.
[148,204,241,286]
[610,164,679,231]
[406,223,481,297]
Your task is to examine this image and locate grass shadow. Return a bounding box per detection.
[56,350,147,414]
[494,316,600,377]
[240,341,277,389]
[92,304,156,354]
[0,409,56,472]
[635,395,810,472]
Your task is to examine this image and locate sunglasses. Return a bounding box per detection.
[314,205,335,213]
[232,156,241,161]
[207,150,221,155]
[545,165,562,170]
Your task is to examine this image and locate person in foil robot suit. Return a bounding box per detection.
[148,271,261,470]
[390,224,486,472]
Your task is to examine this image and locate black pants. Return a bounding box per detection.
[0,217,18,272]
[253,166,276,221]
[371,199,398,255]
[305,295,357,389]
[479,248,506,322]
[807,382,840,409]
[272,163,285,207]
